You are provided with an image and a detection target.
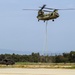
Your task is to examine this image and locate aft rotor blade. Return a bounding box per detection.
[23,9,52,12]
[23,9,39,11]
[40,7,54,10]
[43,10,52,12]
[40,4,46,10]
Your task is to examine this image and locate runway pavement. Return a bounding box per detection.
[0,68,75,75]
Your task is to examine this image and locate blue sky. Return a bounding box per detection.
[0,0,75,54]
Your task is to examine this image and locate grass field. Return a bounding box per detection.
[0,62,75,69]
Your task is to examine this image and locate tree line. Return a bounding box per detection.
[0,51,75,63]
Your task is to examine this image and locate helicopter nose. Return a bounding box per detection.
[56,13,59,17]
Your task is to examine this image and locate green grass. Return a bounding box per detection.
[0,62,75,69]
[15,62,40,65]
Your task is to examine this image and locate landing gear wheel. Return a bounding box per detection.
[44,20,45,22]
[52,19,54,22]
[38,20,39,22]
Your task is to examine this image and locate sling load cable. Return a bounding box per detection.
[45,21,48,55]
[42,21,48,55]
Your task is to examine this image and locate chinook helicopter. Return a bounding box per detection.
[23,5,75,22]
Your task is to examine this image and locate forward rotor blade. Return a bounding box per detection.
[44,7,75,10]
[58,8,75,10]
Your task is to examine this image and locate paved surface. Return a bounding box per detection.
[0,68,75,75]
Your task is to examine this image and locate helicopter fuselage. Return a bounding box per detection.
[37,12,59,22]
[23,4,75,22]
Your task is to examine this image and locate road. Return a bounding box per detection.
[0,68,75,75]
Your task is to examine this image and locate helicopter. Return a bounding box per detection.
[23,5,75,22]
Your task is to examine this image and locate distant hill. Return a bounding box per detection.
[0,49,32,54]
[0,48,67,55]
